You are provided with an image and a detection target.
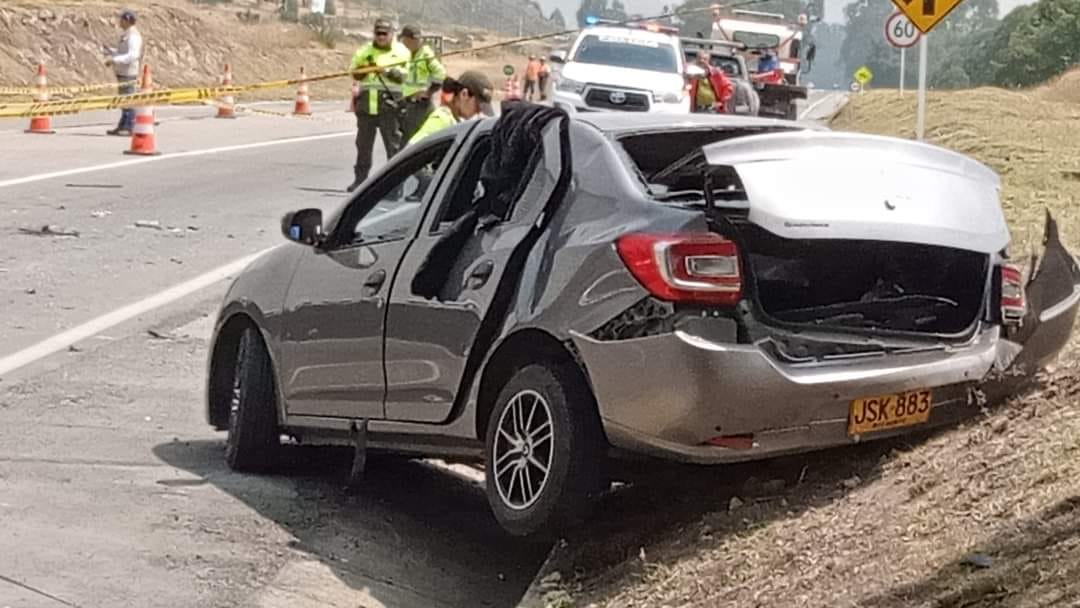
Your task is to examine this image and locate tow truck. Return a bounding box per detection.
[709,9,815,120]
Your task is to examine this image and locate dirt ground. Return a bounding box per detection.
[0,0,527,105]
[526,86,1080,608]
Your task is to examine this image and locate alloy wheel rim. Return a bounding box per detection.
[493,389,555,511]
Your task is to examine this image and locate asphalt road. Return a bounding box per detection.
[0,98,847,608]
[0,102,550,608]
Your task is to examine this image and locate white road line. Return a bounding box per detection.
[799,92,845,121]
[0,131,351,189]
[0,246,279,378]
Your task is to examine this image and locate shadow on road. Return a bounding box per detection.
[153,439,551,608]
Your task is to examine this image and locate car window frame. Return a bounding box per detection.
[325,134,456,250]
[426,133,494,235]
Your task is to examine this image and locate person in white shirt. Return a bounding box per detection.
[103,9,143,136]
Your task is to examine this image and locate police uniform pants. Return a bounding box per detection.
[401,98,433,143]
[354,104,404,184]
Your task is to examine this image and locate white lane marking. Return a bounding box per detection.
[799,92,846,121]
[0,131,351,189]
[0,246,279,378]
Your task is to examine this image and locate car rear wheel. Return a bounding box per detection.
[484,363,606,538]
[225,327,281,472]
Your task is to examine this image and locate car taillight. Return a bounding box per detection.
[616,233,742,306]
[1000,264,1026,323]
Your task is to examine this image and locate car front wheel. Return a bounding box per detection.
[484,363,606,538]
[224,327,281,472]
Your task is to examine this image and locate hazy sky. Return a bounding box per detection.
[540,0,1036,25]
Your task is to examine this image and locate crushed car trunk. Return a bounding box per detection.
[688,130,1011,338]
[729,220,990,336]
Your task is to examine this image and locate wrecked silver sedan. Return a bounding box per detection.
[206,108,1080,537]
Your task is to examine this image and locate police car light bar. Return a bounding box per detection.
[584,15,679,34]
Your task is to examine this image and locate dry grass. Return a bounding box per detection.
[831,88,1080,255]
[538,87,1080,608]
[0,0,515,104]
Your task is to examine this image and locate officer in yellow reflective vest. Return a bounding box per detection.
[348,19,411,192]
[399,25,448,142]
[408,71,495,145]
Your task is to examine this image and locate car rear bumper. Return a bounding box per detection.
[570,326,1017,465]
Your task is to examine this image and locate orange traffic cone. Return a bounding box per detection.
[216,63,236,119]
[125,65,160,156]
[347,80,359,113]
[294,67,312,116]
[26,63,55,134]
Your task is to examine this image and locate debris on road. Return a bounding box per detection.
[24,287,36,295]
[65,183,123,189]
[134,220,164,230]
[18,225,80,238]
[90,210,112,218]
[147,329,174,340]
[962,553,994,569]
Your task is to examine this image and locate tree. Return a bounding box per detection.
[980,0,1080,87]
[550,7,567,28]
[839,0,999,89]
[576,0,628,27]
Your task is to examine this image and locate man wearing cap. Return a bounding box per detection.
[399,25,447,142]
[103,9,143,136]
[407,71,495,145]
[347,19,411,192]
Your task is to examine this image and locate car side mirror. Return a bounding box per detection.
[281,208,324,247]
[549,50,567,64]
[685,64,707,80]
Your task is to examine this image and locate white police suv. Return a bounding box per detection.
[550,19,699,114]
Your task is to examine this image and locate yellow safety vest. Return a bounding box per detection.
[403,45,448,98]
[350,40,411,115]
[408,106,457,144]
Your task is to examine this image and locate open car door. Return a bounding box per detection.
[382,105,572,422]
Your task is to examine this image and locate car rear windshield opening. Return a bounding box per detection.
[618,127,789,180]
[573,34,677,73]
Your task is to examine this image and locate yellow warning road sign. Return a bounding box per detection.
[891,0,965,33]
[854,66,874,86]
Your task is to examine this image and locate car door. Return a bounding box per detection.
[383,121,567,422]
[278,136,456,420]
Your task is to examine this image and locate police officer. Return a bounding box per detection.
[408,71,494,145]
[348,19,411,192]
[399,25,447,142]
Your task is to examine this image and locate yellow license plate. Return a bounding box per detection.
[848,389,933,436]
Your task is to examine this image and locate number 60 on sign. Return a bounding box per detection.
[885,11,921,48]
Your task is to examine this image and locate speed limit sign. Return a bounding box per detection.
[885,11,920,48]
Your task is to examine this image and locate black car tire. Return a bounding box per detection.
[484,363,606,538]
[225,327,281,472]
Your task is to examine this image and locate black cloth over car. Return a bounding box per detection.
[411,101,569,299]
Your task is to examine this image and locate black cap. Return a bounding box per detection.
[120,9,137,23]
[373,18,393,34]
[401,25,421,39]
[444,71,495,116]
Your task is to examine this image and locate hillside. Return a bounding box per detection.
[0,1,532,102]
[526,87,1080,607]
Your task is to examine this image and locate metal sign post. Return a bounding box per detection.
[892,0,963,141]
[916,33,928,140]
[900,48,906,95]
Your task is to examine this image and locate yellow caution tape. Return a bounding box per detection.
[0,81,129,97]
[0,1,767,119]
